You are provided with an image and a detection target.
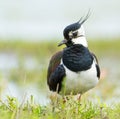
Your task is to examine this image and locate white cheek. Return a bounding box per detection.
[72,25,88,47]
[73,37,88,47]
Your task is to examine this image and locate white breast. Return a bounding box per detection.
[60,60,99,95]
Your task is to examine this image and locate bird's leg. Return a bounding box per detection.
[75,94,82,113]
[77,93,81,101]
[51,83,59,112]
[55,83,59,104]
[74,93,81,103]
[49,92,57,112]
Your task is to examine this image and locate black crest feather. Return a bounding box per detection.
[63,10,90,39]
[78,9,91,25]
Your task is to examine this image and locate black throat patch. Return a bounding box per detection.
[62,44,93,72]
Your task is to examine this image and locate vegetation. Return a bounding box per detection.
[0,95,120,119]
[0,38,120,119]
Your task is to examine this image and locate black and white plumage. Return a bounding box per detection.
[62,44,93,72]
[47,15,100,96]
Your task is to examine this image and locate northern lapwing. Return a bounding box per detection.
[47,14,100,99]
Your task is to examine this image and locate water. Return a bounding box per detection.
[0,53,50,105]
[1,82,50,106]
[0,53,38,71]
[0,53,120,105]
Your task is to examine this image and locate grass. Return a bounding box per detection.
[0,38,120,119]
[0,96,120,119]
[0,38,120,57]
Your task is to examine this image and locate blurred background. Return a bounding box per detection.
[0,0,120,105]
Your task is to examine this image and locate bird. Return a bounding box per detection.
[47,13,100,99]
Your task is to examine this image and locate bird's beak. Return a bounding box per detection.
[58,39,67,47]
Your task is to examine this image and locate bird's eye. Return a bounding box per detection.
[73,31,78,38]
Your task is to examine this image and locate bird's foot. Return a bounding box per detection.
[74,94,81,102]
[77,93,81,101]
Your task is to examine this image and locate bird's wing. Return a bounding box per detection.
[91,52,100,79]
[47,51,66,92]
[91,52,99,64]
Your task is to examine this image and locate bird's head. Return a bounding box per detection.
[58,12,90,47]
